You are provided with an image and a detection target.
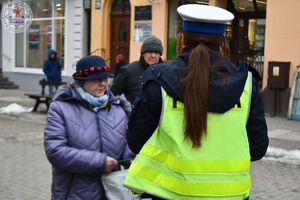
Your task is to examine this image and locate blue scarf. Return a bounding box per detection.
[75,85,109,112]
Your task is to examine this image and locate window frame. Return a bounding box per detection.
[13,0,65,73]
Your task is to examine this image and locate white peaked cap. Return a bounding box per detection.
[177,4,234,34]
[177,4,234,24]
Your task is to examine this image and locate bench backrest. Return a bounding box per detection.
[40,79,66,95]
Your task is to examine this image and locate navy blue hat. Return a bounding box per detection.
[72,56,114,80]
[177,4,234,34]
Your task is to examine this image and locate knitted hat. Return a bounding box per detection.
[72,56,114,80]
[177,4,234,34]
[140,35,163,55]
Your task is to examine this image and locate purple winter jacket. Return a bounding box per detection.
[44,84,134,200]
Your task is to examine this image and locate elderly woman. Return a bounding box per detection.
[44,55,133,200]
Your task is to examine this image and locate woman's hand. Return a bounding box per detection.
[104,156,118,173]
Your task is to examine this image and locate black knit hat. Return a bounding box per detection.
[140,35,163,55]
[72,56,114,80]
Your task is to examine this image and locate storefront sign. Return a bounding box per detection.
[134,6,152,42]
[134,6,151,21]
[134,21,152,42]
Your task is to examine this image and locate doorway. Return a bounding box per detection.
[110,0,131,69]
[227,0,267,78]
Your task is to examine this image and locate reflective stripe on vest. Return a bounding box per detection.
[125,72,252,200]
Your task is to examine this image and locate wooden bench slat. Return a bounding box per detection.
[24,94,52,98]
[24,79,66,112]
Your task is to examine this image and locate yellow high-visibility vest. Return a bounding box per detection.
[125,73,252,200]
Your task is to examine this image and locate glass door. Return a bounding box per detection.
[228,0,267,78]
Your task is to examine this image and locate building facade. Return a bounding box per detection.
[2,0,300,117]
[90,0,300,117]
[0,0,90,90]
[90,0,268,76]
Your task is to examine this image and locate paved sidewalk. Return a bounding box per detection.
[0,89,300,199]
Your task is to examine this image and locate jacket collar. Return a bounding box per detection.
[139,56,163,69]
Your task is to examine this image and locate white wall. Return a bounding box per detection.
[1,0,14,73]
[65,0,86,77]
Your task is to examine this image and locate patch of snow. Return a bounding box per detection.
[263,147,300,165]
[0,103,32,113]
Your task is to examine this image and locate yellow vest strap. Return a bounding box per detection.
[140,143,250,173]
[127,163,251,196]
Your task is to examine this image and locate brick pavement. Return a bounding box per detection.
[0,113,51,200]
[251,160,300,199]
[0,89,300,199]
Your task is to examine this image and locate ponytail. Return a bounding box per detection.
[183,43,210,148]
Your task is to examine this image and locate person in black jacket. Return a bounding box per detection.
[126,4,268,200]
[127,11,268,162]
[111,35,163,104]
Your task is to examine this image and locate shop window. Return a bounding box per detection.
[167,0,209,60]
[27,0,52,18]
[15,0,65,69]
[55,0,65,17]
[254,19,265,50]
[167,0,180,60]
[26,20,52,68]
[231,0,266,12]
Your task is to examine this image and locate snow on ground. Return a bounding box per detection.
[264,147,300,165]
[0,103,32,113]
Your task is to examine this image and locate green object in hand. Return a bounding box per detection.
[118,158,134,164]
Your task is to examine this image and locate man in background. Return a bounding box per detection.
[111,35,163,104]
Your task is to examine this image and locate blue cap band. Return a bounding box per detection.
[182,20,226,34]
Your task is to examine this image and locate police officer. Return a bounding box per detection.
[124,4,268,200]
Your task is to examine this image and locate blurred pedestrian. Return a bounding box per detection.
[111,35,163,104]
[124,4,268,200]
[44,55,134,200]
[43,49,61,95]
[114,54,126,76]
